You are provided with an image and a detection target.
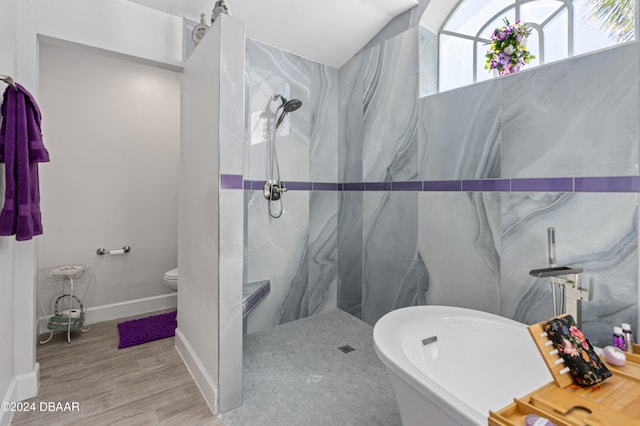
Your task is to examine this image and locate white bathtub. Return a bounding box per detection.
[373,306,552,426]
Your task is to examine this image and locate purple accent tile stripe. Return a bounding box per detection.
[575,176,640,192]
[511,178,574,192]
[392,181,423,191]
[239,177,640,193]
[462,179,510,192]
[283,181,313,191]
[220,174,243,189]
[248,180,264,190]
[313,182,339,191]
[423,180,462,192]
[365,182,392,191]
[344,183,365,191]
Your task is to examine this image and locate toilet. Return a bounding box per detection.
[163,268,178,291]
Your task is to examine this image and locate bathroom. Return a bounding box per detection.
[1,0,639,425]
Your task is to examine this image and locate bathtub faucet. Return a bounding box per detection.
[528,228,593,327]
[529,266,592,327]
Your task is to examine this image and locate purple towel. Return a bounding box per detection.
[0,83,49,241]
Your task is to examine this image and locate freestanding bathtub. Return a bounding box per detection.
[373,306,552,426]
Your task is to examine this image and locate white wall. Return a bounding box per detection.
[36,41,180,325]
[0,0,183,412]
[15,0,183,87]
[176,15,245,415]
[1,1,21,423]
[176,20,222,414]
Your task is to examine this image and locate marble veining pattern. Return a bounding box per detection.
[338,53,364,183]
[244,189,310,333]
[337,191,364,318]
[245,39,339,333]
[277,234,311,324]
[245,22,640,349]
[339,32,640,344]
[362,191,425,325]
[501,42,640,178]
[501,193,638,346]
[308,192,338,315]
[419,79,501,180]
[362,27,419,182]
[418,192,501,314]
[338,26,425,325]
[246,38,311,182]
[309,63,339,183]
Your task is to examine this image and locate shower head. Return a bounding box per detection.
[283,98,302,113]
[272,94,303,129]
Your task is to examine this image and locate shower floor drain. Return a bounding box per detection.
[338,345,355,354]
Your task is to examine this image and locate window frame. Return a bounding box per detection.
[438,0,574,90]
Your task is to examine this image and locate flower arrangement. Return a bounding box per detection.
[485,18,535,75]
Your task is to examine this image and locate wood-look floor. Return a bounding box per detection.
[11,311,224,426]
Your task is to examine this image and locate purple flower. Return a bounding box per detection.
[484,17,535,75]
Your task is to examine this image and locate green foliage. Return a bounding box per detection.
[587,0,635,42]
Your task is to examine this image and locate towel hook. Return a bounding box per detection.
[0,75,17,90]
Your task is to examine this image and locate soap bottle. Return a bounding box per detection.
[621,323,634,353]
[613,326,625,350]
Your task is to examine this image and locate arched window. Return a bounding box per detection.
[422,0,637,93]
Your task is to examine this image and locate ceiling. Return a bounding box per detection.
[128,0,419,68]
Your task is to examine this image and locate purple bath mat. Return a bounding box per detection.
[117,311,177,349]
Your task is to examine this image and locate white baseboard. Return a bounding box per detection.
[38,293,177,334]
[175,328,218,415]
[0,379,16,426]
[1,362,40,426]
[14,362,39,401]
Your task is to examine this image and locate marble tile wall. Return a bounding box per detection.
[337,54,365,316]
[498,42,639,345]
[241,18,640,345]
[419,78,502,180]
[244,39,338,334]
[418,192,502,315]
[338,27,428,325]
[500,192,638,346]
[337,25,640,346]
[501,42,639,178]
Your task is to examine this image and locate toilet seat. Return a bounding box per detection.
[164,268,178,281]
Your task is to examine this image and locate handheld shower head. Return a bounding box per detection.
[272,94,303,129]
[283,98,302,113]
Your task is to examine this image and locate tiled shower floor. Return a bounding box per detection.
[223,310,401,426]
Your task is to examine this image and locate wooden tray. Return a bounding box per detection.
[489,322,640,426]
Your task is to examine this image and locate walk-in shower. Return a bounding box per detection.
[263,94,302,218]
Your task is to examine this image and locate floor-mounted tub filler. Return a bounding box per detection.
[373,306,552,426]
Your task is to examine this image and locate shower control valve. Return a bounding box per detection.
[263,180,287,201]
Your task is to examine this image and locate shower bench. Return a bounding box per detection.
[242,280,270,334]
[243,280,270,318]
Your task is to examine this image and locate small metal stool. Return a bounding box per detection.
[39,265,91,344]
